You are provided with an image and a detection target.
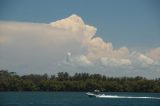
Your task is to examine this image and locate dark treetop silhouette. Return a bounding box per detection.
[0,70,160,92]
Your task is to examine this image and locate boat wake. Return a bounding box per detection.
[96,94,160,99]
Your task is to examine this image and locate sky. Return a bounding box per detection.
[0,0,160,78]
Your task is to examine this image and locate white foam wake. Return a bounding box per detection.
[96,94,160,99]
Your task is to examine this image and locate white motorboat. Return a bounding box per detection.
[86,90,104,98]
[86,92,97,97]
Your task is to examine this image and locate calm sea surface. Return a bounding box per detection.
[0,92,160,106]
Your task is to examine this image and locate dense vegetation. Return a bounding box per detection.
[0,70,160,92]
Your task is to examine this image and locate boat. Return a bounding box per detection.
[86,90,104,98]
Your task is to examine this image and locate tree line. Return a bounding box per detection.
[0,70,160,92]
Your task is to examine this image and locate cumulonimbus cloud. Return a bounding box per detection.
[0,14,160,78]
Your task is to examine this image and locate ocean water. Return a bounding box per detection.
[0,92,160,106]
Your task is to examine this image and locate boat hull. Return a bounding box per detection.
[86,92,96,97]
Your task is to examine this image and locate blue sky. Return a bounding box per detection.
[0,0,159,49]
[0,0,160,78]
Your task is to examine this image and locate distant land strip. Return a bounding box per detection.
[0,70,160,92]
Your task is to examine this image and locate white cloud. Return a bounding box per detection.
[101,57,131,67]
[147,48,160,61]
[0,14,160,78]
[66,52,72,63]
[50,14,96,41]
[138,54,154,65]
[72,55,92,66]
